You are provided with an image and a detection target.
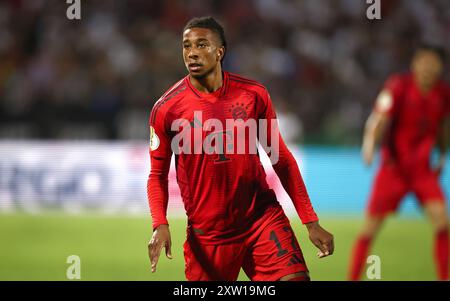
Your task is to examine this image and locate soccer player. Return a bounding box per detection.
[147,17,334,281]
[349,45,449,281]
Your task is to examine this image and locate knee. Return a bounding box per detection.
[425,201,448,230]
[433,221,449,233]
[427,209,448,232]
[359,230,376,241]
[360,218,384,239]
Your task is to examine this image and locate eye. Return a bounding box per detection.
[198,43,207,48]
[183,44,191,49]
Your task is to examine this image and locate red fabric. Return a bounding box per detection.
[367,163,445,217]
[376,73,450,173]
[147,71,318,243]
[435,229,449,280]
[348,236,372,281]
[183,206,308,281]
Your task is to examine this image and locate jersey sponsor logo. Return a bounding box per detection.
[170,111,280,164]
[149,126,160,151]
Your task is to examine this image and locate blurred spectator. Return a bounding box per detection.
[0,0,448,144]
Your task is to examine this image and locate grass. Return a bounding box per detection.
[0,213,438,281]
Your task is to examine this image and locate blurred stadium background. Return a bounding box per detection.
[0,0,449,280]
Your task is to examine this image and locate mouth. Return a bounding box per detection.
[188,63,203,72]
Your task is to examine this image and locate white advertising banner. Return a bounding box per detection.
[0,141,292,216]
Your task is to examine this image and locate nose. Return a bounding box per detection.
[188,51,199,60]
[187,47,200,59]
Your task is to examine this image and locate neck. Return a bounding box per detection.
[413,74,435,94]
[189,66,223,93]
[417,81,433,94]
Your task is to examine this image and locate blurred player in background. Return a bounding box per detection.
[349,45,450,281]
[147,16,334,281]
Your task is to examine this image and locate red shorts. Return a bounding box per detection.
[183,207,308,281]
[367,163,446,217]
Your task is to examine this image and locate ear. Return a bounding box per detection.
[217,46,225,62]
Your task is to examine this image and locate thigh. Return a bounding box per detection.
[183,236,245,281]
[242,210,308,281]
[411,171,446,206]
[367,165,409,217]
[411,172,448,229]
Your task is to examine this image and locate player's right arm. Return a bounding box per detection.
[362,75,403,165]
[147,103,173,273]
[362,103,391,166]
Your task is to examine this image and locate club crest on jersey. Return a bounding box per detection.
[149,126,160,151]
[229,102,250,120]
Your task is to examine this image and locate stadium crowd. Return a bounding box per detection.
[0,0,449,144]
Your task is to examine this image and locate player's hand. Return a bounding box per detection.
[306,221,334,258]
[148,224,172,273]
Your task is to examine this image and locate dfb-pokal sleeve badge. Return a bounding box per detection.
[149,126,160,151]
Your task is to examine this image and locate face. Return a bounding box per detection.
[412,50,443,88]
[182,27,224,78]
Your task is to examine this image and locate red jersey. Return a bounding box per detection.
[375,73,450,172]
[147,71,318,244]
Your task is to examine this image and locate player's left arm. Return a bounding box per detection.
[258,89,334,258]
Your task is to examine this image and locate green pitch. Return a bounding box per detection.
[0,213,437,281]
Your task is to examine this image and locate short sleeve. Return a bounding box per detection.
[374,75,404,116]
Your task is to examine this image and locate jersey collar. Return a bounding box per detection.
[185,71,229,99]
